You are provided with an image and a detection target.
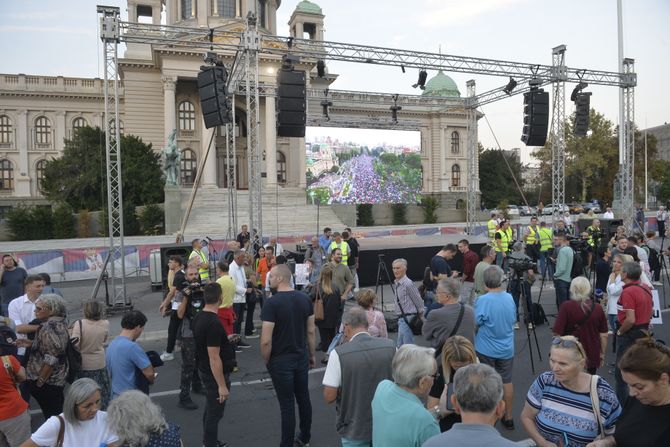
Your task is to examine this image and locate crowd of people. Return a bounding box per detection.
[0,216,669,447]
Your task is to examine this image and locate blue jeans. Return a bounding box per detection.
[268,354,312,447]
[342,438,371,447]
[608,314,618,333]
[396,315,414,347]
[538,251,554,279]
[555,279,570,308]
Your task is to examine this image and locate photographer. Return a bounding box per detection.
[160,256,186,362]
[585,219,604,268]
[175,265,205,410]
[507,242,535,330]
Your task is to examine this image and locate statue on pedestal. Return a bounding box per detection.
[163,128,181,186]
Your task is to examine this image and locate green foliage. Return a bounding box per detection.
[391,203,408,225]
[139,204,164,235]
[310,187,331,205]
[31,206,53,240]
[420,195,440,223]
[42,126,164,211]
[98,203,140,237]
[6,205,32,241]
[479,148,526,208]
[52,203,76,239]
[329,165,339,173]
[497,199,510,220]
[357,204,375,226]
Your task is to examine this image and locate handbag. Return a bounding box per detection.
[56,415,65,447]
[589,375,606,440]
[65,320,83,384]
[396,289,423,335]
[314,289,325,321]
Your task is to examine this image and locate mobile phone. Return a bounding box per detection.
[446,383,455,411]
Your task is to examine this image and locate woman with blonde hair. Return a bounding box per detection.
[314,264,342,363]
[554,277,609,374]
[426,336,478,432]
[355,289,387,338]
[606,254,629,334]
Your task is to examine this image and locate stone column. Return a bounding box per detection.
[197,0,207,26]
[15,110,30,197]
[162,75,177,147]
[55,111,65,152]
[201,118,217,186]
[264,96,277,187]
[295,22,304,39]
[92,112,103,130]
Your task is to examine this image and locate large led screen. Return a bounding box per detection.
[306,127,422,204]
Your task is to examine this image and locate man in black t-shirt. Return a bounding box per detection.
[260,264,316,447]
[425,245,458,306]
[193,282,236,447]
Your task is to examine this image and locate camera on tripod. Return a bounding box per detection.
[508,257,537,272]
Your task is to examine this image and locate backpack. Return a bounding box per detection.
[570,248,584,279]
[65,320,83,384]
[531,303,546,326]
[0,319,18,357]
[647,246,660,274]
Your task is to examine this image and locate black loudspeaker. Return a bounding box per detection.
[197,65,232,129]
[159,243,192,290]
[277,69,306,137]
[521,89,550,146]
[573,92,591,137]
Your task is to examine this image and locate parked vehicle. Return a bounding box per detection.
[542,203,569,215]
[519,205,532,216]
[582,202,602,214]
[507,205,520,217]
[569,203,584,214]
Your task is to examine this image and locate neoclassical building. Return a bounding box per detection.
[0,0,475,233]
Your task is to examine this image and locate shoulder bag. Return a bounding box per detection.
[56,415,65,447]
[589,375,606,440]
[314,288,324,321]
[396,289,423,336]
[569,301,595,334]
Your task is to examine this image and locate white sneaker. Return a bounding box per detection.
[160,351,174,361]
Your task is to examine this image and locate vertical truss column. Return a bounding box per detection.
[465,80,480,235]
[244,14,263,254]
[620,58,636,230]
[550,45,567,222]
[98,6,128,308]
[225,98,238,237]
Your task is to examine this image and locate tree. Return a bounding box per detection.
[479,145,526,208]
[42,126,164,211]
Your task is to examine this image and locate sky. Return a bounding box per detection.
[1,0,668,164]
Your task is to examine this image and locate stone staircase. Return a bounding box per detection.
[181,186,347,238]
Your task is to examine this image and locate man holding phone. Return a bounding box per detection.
[0,254,27,317]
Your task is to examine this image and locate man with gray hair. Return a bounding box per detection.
[473,245,496,298]
[422,278,476,349]
[392,258,425,347]
[474,265,517,430]
[304,236,326,278]
[322,307,396,446]
[421,364,518,447]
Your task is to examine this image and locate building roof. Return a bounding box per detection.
[295,0,322,14]
[422,70,461,98]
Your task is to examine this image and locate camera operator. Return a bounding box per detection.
[507,242,536,330]
[175,265,205,409]
[585,219,604,268]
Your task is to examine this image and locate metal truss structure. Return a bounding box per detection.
[465,80,480,234]
[550,46,567,222]
[620,58,636,230]
[98,8,636,303]
[225,115,237,239]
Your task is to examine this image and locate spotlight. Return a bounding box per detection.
[390,94,402,124]
[282,54,300,70]
[316,60,326,78]
[287,37,294,49]
[412,70,428,89]
[503,77,517,95]
[401,65,405,73]
[321,89,332,121]
[570,81,588,101]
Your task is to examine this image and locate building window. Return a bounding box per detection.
[181,149,197,185]
[212,0,235,17]
[451,131,460,154]
[0,206,11,221]
[73,117,87,130]
[0,159,14,190]
[256,0,266,27]
[36,159,47,193]
[0,116,12,144]
[451,164,461,187]
[35,116,51,145]
[178,101,196,131]
[456,199,465,209]
[108,119,124,136]
[277,150,287,183]
[181,0,195,19]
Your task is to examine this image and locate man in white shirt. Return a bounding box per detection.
[603,207,615,219]
[229,250,252,350]
[8,274,45,359]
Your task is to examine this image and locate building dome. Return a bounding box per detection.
[422,70,461,97]
[296,0,322,14]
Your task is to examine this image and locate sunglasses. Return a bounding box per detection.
[552,336,585,359]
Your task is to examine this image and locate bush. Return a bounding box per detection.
[139,204,164,235]
[52,203,76,239]
[420,196,440,224]
[391,203,407,225]
[31,206,53,240]
[498,199,510,220]
[78,210,92,238]
[6,205,32,241]
[357,204,374,226]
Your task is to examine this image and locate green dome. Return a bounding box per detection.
[422,70,461,97]
[296,0,322,14]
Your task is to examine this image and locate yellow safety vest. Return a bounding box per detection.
[495,228,513,253]
[526,225,540,244]
[487,220,498,240]
[539,228,553,252]
[586,226,598,247]
[329,241,349,263]
[189,249,209,280]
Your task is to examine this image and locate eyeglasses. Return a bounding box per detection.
[35,306,45,312]
[552,336,585,359]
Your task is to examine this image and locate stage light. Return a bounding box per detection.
[570,81,588,101]
[317,60,326,78]
[390,94,402,124]
[503,77,517,95]
[287,37,294,49]
[412,70,428,89]
[282,54,300,70]
[401,65,405,73]
[321,89,332,121]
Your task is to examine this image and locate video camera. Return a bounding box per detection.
[508,257,537,272]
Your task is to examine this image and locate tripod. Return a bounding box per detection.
[535,255,554,322]
[509,268,543,374]
[374,254,395,311]
[656,234,669,308]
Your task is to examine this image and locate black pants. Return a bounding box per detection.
[28,380,64,419]
[245,293,257,336]
[166,311,182,354]
[268,354,312,447]
[201,370,231,447]
[233,303,245,335]
[317,327,336,353]
[180,337,202,400]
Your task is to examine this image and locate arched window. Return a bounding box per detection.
[451,131,460,154]
[181,0,195,19]
[180,149,197,185]
[277,151,287,183]
[456,199,466,210]
[0,159,14,190]
[72,117,87,130]
[0,116,12,144]
[451,164,461,187]
[35,116,51,144]
[212,0,235,16]
[35,159,47,193]
[178,101,196,131]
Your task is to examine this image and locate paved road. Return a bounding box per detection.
[26,275,670,446]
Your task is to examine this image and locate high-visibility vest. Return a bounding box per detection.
[329,241,349,263]
[487,220,498,239]
[495,228,513,253]
[539,228,553,252]
[586,226,598,247]
[526,225,540,244]
[189,249,209,280]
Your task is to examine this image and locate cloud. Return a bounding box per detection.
[419,0,527,28]
[0,26,95,37]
